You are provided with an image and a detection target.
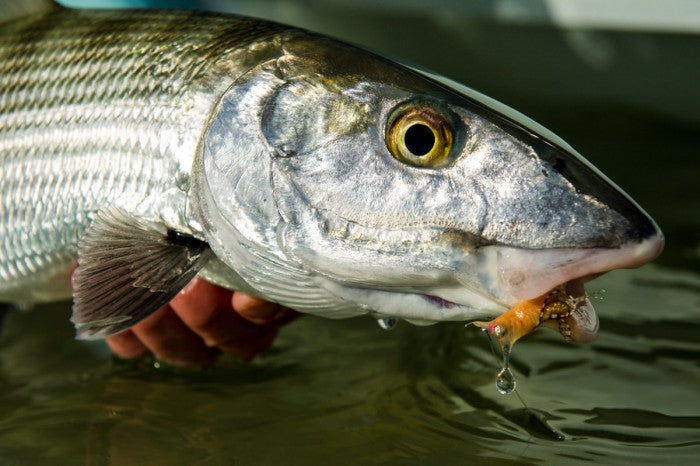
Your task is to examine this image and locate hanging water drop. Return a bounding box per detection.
[376,317,397,330]
[496,367,516,394]
[495,343,516,394]
[480,325,519,394]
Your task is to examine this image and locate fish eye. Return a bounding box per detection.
[385,104,453,167]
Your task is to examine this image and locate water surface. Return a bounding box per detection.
[2,262,699,464]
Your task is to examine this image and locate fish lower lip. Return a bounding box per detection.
[423,294,457,309]
[420,281,598,343]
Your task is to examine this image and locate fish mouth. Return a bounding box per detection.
[431,234,664,343]
[502,235,663,342]
[316,234,663,344]
[423,278,598,343]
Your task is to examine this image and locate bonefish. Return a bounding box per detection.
[0,0,663,344]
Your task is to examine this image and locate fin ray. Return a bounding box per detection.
[71,206,213,340]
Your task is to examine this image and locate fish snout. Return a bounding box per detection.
[493,137,666,301]
[540,140,662,248]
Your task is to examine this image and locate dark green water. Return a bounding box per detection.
[2,265,699,464]
[4,2,700,464]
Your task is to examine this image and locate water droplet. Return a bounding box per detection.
[495,343,516,394]
[376,317,397,330]
[496,367,516,394]
[481,327,519,394]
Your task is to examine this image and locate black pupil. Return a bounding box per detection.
[404,123,435,156]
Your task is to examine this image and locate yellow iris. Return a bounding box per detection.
[385,105,453,168]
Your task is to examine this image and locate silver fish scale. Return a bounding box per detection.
[0,8,284,300]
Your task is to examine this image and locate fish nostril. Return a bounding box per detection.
[551,158,566,174]
[537,142,660,245]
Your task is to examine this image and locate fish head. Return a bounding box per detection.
[194,33,664,342]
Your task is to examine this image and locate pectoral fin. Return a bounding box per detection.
[71,206,214,340]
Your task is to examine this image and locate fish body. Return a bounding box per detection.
[0,2,663,340]
[0,7,277,300]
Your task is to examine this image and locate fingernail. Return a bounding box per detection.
[180,277,200,295]
[245,303,280,324]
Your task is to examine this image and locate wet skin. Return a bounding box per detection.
[105,278,298,366]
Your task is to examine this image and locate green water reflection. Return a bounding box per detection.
[2,265,699,464]
[3,1,700,464]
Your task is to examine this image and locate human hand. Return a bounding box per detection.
[104,277,298,366]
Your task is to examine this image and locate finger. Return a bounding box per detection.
[232,291,285,325]
[170,278,279,360]
[131,304,220,366]
[268,306,301,326]
[169,277,233,330]
[170,277,242,346]
[105,329,149,359]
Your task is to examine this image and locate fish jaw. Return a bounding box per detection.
[466,232,663,344]
[309,231,662,344]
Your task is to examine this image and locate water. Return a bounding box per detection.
[492,342,516,395]
[2,265,699,464]
[376,317,398,331]
[4,2,700,464]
